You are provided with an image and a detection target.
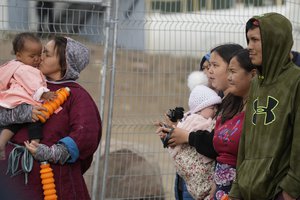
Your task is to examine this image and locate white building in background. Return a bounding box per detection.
[122,0,296,55]
[0,0,299,56]
[132,0,299,56]
[144,2,300,57]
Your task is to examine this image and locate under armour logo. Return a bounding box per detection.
[252,96,278,125]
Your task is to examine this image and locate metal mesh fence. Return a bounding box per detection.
[0,0,300,199]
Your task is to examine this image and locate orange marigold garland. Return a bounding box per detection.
[221,194,229,200]
[37,87,70,199]
[40,162,57,200]
[38,87,70,123]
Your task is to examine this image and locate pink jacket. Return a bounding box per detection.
[169,114,214,163]
[0,60,49,108]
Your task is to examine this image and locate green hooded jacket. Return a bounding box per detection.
[229,13,300,199]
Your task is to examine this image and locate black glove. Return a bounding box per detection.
[160,125,174,148]
[166,107,184,122]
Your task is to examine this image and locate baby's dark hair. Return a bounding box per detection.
[12,32,41,55]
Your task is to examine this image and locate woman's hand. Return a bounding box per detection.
[154,121,168,139]
[31,105,47,122]
[25,141,70,164]
[154,121,189,148]
[167,127,189,148]
[209,182,217,199]
[164,113,178,127]
[24,140,39,156]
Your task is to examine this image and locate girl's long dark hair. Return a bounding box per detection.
[210,43,243,64]
[219,94,243,124]
[217,49,254,124]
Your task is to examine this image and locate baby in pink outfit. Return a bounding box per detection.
[161,71,222,200]
[0,32,55,160]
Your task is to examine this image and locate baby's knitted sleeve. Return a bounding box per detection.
[0,104,32,126]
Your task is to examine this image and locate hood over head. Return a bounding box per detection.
[199,53,210,70]
[246,12,293,84]
[60,37,90,81]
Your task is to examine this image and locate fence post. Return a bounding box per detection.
[91,0,112,199]
[99,0,119,199]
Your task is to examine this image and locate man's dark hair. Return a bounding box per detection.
[291,51,300,67]
[246,18,260,32]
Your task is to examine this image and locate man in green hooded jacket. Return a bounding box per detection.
[229,13,300,200]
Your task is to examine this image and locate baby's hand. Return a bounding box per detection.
[41,91,57,101]
[24,140,40,156]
